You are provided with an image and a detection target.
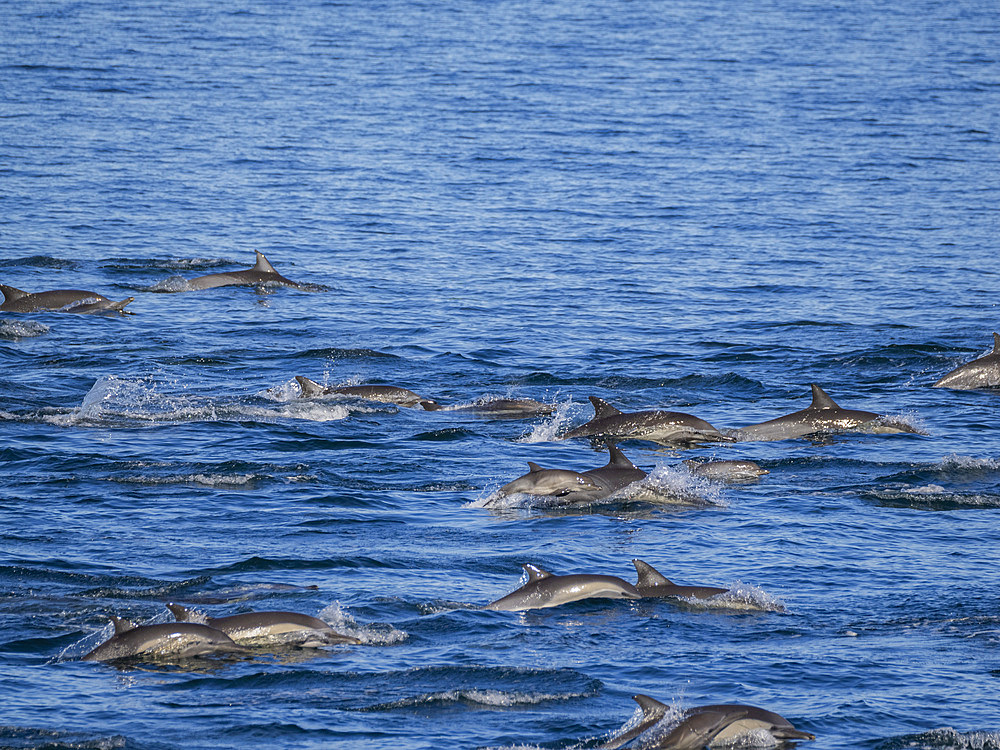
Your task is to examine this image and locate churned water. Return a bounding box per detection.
[1,1,999,748]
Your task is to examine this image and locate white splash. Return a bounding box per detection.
[319,602,408,646]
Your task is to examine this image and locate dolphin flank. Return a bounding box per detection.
[485,563,641,611]
[562,396,731,447]
[422,397,554,418]
[683,459,768,481]
[736,384,917,441]
[295,375,438,408]
[167,604,361,647]
[933,332,1000,390]
[0,284,133,315]
[177,251,307,291]
[82,615,245,662]
[496,444,646,503]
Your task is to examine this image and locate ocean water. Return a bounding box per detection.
[1,1,999,748]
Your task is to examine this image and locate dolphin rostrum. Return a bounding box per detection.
[497,444,646,502]
[180,251,306,291]
[600,694,814,749]
[422,398,554,418]
[736,384,917,441]
[0,284,133,315]
[562,396,731,447]
[295,375,438,408]
[167,604,361,647]
[82,615,245,662]
[683,459,769,482]
[933,333,1000,390]
[485,563,642,611]
[631,559,729,600]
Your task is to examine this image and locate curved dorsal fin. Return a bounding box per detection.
[253,251,277,274]
[527,462,545,473]
[0,284,29,303]
[633,694,668,720]
[607,443,636,468]
[992,332,1000,353]
[632,559,674,587]
[166,603,195,622]
[523,563,552,582]
[809,384,839,410]
[589,396,622,419]
[110,615,136,634]
[295,375,327,397]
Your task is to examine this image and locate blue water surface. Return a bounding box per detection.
[2,1,999,748]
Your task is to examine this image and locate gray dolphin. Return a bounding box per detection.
[0,284,133,315]
[181,251,305,291]
[166,603,361,647]
[600,695,814,749]
[683,459,768,482]
[485,563,642,611]
[736,384,917,441]
[562,396,731,446]
[422,398,554,418]
[933,333,1000,390]
[82,615,245,662]
[497,444,646,502]
[631,559,729,600]
[295,375,437,408]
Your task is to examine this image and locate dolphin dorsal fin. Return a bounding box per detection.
[589,396,622,419]
[523,563,552,582]
[633,694,669,720]
[809,384,839,410]
[253,251,277,274]
[166,603,195,622]
[632,559,674,587]
[295,376,327,397]
[527,462,546,473]
[993,332,1000,353]
[110,616,136,634]
[0,284,29,302]
[607,443,636,468]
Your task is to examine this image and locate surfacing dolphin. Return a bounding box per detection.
[422,397,554,418]
[600,694,814,750]
[485,563,641,611]
[167,603,361,647]
[0,284,133,315]
[82,615,245,662]
[562,396,731,447]
[295,375,438,409]
[683,459,768,482]
[933,333,1000,390]
[177,251,307,291]
[631,559,729,600]
[736,384,917,442]
[496,444,646,503]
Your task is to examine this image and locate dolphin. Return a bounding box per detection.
[0,284,133,315]
[736,384,917,441]
[600,695,814,749]
[485,563,642,611]
[933,333,1000,390]
[295,375,437,408]
[82,615,245,662]
[561,396,731,447]
[422,398,554,418]
[497,444,646,502]
[631,559,729,600]
[683,459,768,482]
[166,604,361,647]
[181,251,306,291]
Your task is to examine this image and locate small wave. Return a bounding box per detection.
[147,275,194,292]
[865,487,1000,510]
[678,582,787,613]
[359,687,590,711]
[876,728,1000,750]
[318,602,408,646]
[0,319,49,339]
[114,473,260,488]
[0,727,127,750]
[627,465,725,507]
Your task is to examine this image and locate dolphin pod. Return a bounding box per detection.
[735,384,918,441]
[166,603,362,647]
[485,563,642,611]
[599,694,814,750]
[82,616,246,662]
[562,396,732,447]
[496,444,646,502]
[933,332,1000,390]
[0,284,133,315]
